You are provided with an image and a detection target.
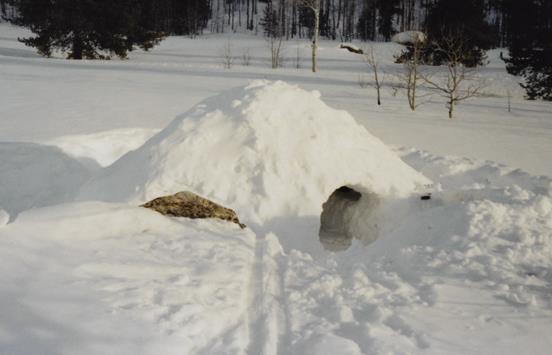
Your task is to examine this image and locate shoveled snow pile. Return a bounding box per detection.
[79,81,430,224]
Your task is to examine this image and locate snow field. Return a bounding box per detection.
[0,22,552,355]
[1,24,551,176]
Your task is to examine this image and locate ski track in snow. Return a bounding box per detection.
[246,233,267,355]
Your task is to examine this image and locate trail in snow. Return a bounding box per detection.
[246,234,267,355]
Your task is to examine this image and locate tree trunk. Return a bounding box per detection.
[312,7,320,73]
[375,71,381,105]
[72,35,83,60]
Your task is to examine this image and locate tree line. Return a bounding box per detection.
[1,0,550,100]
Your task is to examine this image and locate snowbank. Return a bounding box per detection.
[45,128,160,168]
[0,142,92,219]
[79,81,430,224]
[0,202,255,355]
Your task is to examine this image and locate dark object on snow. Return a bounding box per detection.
[142,191,246,228]
[340,44,363,55]
[420,194,432,201]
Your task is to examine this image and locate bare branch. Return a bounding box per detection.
[419,35,486,118]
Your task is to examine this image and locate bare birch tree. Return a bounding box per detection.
[222,40,234,69]
[268,31,284,68]
[421,36,485,118]
[363,44,384,105]
[299,0,320,73]
[397,37,425,110]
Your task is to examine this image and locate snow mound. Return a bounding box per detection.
[391,31,426,45]
[79,81,430,223]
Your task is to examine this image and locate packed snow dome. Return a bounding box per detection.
[79,81,430,226]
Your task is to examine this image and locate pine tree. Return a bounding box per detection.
[423,0,495,67]
[357,0,377,41]
[503,0,552,100]
[260,0,279,38]
[376,0,400,41]
[7,0,165,59]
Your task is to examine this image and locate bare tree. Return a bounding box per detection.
[506,88,512,113]
[268,34,284,68]
[396,37,425,110]
[421,37,485,118]
[222,40,234,69]
[241,48,252,66]
[403,38,423,111]
[299,0,320,72]
[363,44,384,105]
[294,44,302,69]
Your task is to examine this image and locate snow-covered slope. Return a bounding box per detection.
[79,81,430,224]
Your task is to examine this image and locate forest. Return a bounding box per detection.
[1,0,550,100]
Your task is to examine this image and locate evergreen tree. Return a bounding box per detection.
[357,0,377,41]
[503,0,552,100]
[423,0,495,67]
[376,0,400,41]
[7,0,165,59]
[260,0,279,37]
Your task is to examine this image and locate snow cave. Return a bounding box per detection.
[78,81,430,250]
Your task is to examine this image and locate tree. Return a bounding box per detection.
[376,0,400,41]
[300,0,321,72]
[261,0,284,68]
[357,1,376,41]
[7,0,165,59]
[396,35,425,111]
[423,0,495,67]
[422,36,485,118]
[363,44,384,105]
[503,0,552,101]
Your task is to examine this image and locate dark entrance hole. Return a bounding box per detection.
[319,186,362,251]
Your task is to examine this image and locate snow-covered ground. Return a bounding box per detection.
[1,23,552,355]
[1,24,550,176]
